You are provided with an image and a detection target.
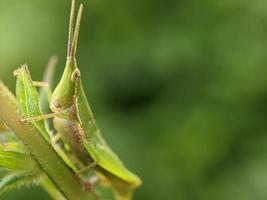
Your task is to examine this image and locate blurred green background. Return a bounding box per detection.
[1,0,267,199]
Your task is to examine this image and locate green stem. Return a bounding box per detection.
[42,177,66,200]
[0,81,97,200]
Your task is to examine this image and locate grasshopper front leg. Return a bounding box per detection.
[19,57,58,123]
[20,112,61,123]
[19,81,57,122]
[32,81,52,102]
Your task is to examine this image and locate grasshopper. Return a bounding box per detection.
[21,0,142,199]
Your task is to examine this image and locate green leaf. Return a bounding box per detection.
[0,131,38,172]
[0,141,28,154]
[0,172,43,195]
[15,65,50,142]
[0,132,20,143]
[0,151,31,171]
[0,142,36,172]
[39,55,58,114]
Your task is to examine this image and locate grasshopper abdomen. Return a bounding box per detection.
[53,117,92,165]
[71,123,86,143]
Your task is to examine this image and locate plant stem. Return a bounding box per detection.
[0,81,97,200]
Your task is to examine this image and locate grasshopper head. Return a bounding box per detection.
[50,58,77,112]
[50,1,83,112]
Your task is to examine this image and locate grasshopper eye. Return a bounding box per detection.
[50,101,60,112]
[71,68,81,83]
[50,100,61,112]
[50,99,69,113]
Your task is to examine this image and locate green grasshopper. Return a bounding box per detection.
[21,0,142,199]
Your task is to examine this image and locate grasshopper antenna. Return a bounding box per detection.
[70,3,83,58]
[67,0,76,57]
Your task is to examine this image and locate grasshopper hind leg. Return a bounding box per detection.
[76,161,98,177]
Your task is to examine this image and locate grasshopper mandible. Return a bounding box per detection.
[21,0,142,199]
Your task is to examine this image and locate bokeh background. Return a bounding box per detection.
[1,0,267,199]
